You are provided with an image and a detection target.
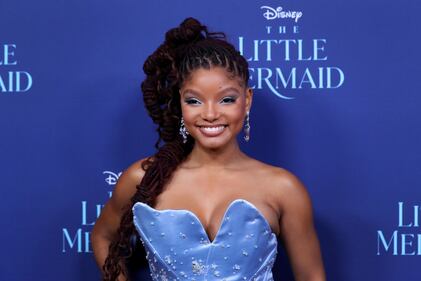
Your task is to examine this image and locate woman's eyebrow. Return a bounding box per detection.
[182,87,240,97]
[217,87,240,95]
[182,89,202,97]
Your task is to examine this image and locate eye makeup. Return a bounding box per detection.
[221,96,238,103]
[184,98,201,105]
[183,95,238,105]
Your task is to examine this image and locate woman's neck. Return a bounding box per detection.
[185,140,248,169]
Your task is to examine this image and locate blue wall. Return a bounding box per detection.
[1,0,420,280]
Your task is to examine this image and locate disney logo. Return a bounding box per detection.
[260,6,303,23]
[103,171,122,185]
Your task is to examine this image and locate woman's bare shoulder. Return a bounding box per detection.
[124,156,153,180]
[247,158,296,181]
[109,156,153,210]
[249,159,311,209]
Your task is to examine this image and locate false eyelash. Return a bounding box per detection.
[221,97,237,103]
[184,96,237,105]
[184,98,201,105]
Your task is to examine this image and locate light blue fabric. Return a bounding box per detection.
[132,198,278,281]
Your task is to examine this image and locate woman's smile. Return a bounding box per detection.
[197,125,228,137]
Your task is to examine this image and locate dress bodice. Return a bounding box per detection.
[132,199,278,281]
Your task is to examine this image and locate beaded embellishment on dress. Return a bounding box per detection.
[132,199,278,281]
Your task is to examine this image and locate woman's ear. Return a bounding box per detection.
[245,87,253,112]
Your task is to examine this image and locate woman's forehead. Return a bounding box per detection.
[181,66,245,88]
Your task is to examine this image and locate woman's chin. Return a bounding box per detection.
[194,136,231,150]
[190,126,239,149]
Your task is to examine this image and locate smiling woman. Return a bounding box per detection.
[91,17,326,281]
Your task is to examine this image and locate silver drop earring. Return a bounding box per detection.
[244,111,251,142]
[179,116,189,143]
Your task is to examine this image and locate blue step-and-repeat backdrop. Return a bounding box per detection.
[1,0,420,280]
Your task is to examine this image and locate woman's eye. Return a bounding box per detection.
[185,98,201,105]
[221,97,236,104]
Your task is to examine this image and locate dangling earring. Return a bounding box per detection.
[179,116,189,143]
[244,111,250,142]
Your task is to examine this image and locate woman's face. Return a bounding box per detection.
[179,66,253,150]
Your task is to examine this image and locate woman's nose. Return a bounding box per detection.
[201,103,220,121]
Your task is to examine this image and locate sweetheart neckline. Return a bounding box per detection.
[133,198,277,244]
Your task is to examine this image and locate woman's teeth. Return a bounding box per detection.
[202,126,224,131]
[198,125,226,136]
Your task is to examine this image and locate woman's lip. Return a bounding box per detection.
[197,125,227,137]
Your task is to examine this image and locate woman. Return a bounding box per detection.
[91,17,325,281]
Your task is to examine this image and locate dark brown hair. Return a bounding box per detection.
[102,17,250,281]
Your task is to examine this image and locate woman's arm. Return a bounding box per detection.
[276,171,326,281]
[91,159,147,281]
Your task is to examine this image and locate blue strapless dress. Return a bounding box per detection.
[132,199,278,281]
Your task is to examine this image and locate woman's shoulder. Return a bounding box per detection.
[110,156,153,207]
[247,158,311,208]
[124,156,154,179]
[246,157,298,183]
